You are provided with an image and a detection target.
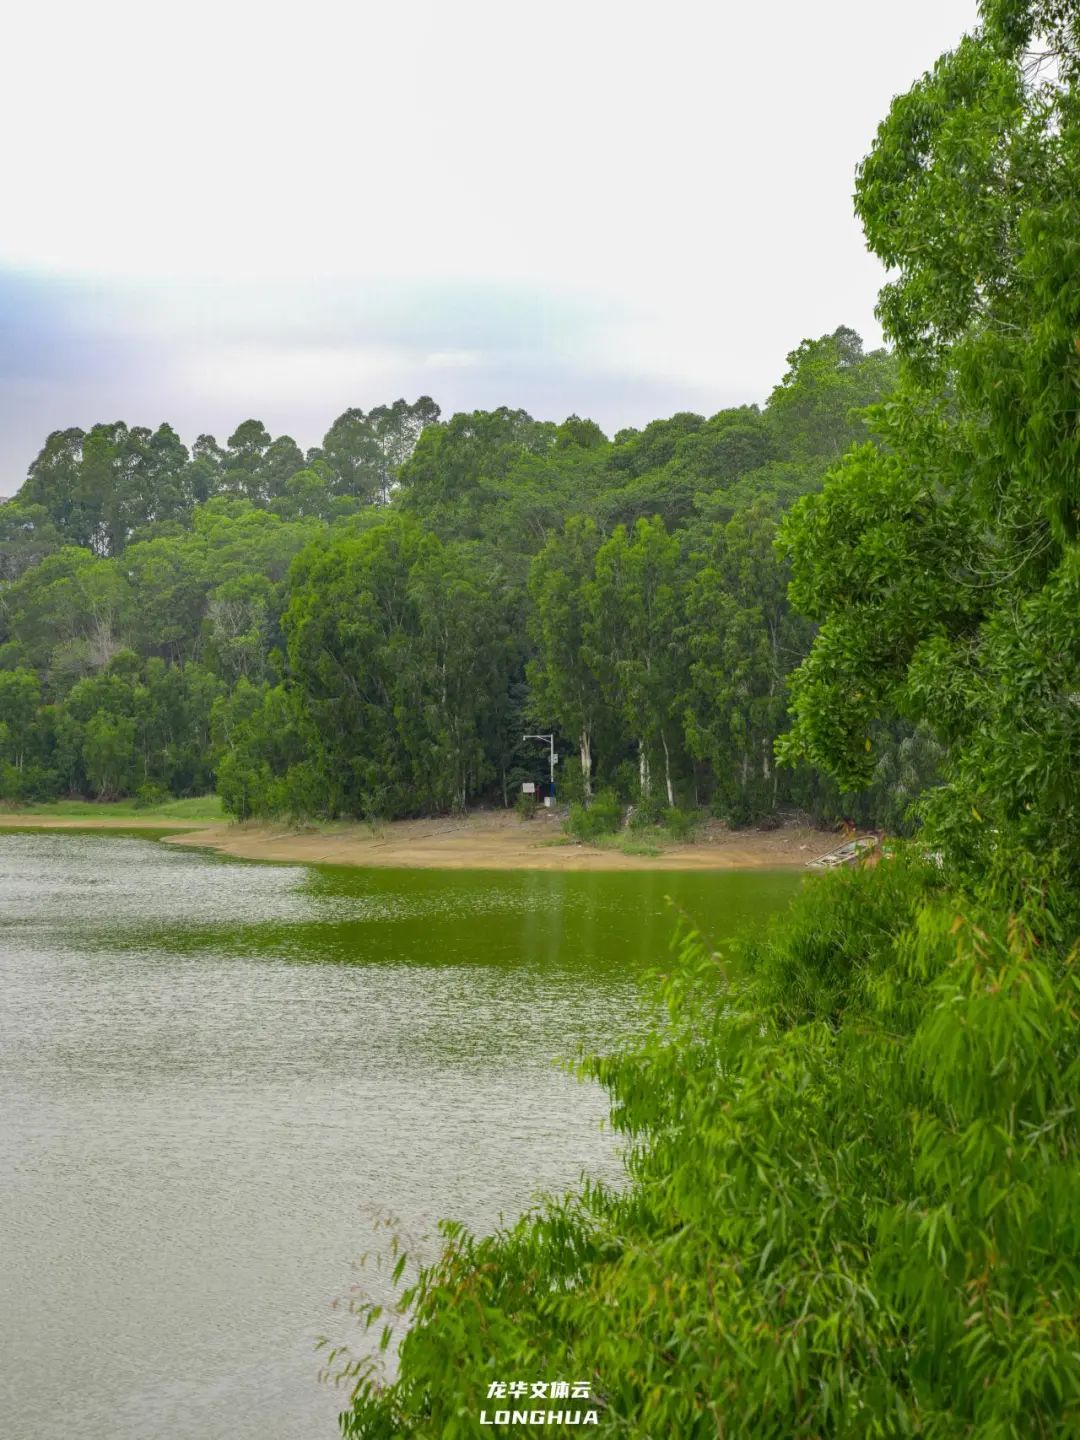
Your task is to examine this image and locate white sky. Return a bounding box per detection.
[0,0,980,488]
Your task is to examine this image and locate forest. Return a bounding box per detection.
[0,328,928,831]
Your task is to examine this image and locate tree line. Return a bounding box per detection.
[1,329,934,829]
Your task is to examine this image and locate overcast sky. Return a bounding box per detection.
[1,0,979,492]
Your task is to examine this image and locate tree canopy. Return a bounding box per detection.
[0,333,903,827]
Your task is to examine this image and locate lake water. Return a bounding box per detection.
[0,831,800,1439]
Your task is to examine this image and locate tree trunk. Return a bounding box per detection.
[580,728,592,802]
[639,741,651,798]
[661,730,674,807]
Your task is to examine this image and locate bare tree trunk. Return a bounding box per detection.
[661,730,674,807]
[639,741,651,798]
[580,728,592,802]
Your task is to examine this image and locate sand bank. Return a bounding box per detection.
[0,808,850,870]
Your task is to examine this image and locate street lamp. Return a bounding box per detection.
[523,733,557,792]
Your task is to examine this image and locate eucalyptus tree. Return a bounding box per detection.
[527,515,606,799]
[19,421,191,554]
[587,517,685,805]
[396,407,557,539]
[683,499,806,820]
[280,514,513,818]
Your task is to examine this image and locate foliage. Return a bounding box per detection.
[0,336,899,819]
[0,325,898,817]
[5,794,224,821]
[269,515,516,818]
[339,859,1079,1438]
[777,0,1080,918]
[527,515,608,802]
[513,790,538,821]
[564,789,622,841]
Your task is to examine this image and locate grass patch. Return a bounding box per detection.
[569,831,666,857]
[1,795,225,822]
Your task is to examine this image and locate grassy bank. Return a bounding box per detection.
[0,795,225,822]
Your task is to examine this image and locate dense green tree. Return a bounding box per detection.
[321,398,440,504]
[212,681,310,818]
[527,517,607,799]
[221,421,305,504]
[587,517,685,804]
[766,326,896,463]
[185,434,226,505]
[80,711,138,798]
[19,422,191,554]
[683,500,807,820]
[124,533,210,663]
[778,0,1080,912]
[221,419,273,499]
[0,545,132,679]
[275,515,514,817]
[19,427,88,543]
[0,345,897,816]
[477,437,611,571]
[0,501,61,581]
[396,407,557,538]
[0,668,41,773]
[273,464,336,520]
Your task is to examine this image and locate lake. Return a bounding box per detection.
[0,831,801,1439]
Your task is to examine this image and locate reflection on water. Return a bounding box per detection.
[0,832,800,1440]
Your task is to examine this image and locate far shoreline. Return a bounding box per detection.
[0,808,852,872]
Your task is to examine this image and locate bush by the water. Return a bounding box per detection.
[627,802,698,842]
[564,790,622,841]
[337,857,1080,1437]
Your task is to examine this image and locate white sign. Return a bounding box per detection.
[521,782,536,794]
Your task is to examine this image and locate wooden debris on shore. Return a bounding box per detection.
[806,835,881,870]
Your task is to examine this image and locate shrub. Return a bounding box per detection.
[628,793,667,829]
[628,802,699,841]
[0,762,61,804]
[514,790,538,821]
[337,856,1080,1439]
[133,782,170,809]
[565,789,622,841]
[660,806,697,841]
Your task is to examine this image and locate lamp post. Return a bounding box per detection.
[523,733,557,794]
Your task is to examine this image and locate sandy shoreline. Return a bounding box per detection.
[0,809,845,871]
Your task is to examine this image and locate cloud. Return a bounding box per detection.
[422,351,482,370]
[0,0,981,489]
